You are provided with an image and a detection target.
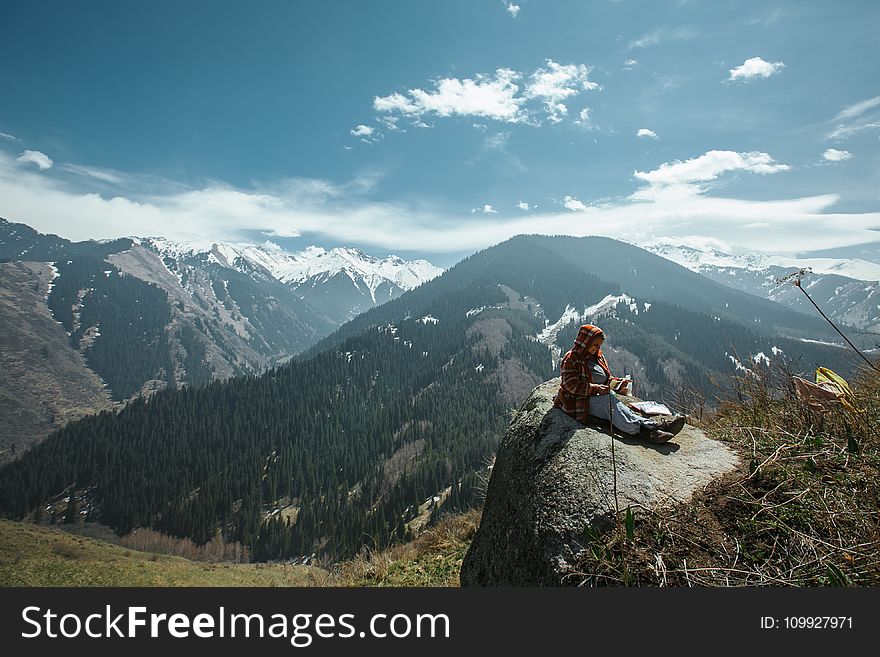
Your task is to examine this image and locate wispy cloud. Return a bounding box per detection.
[628,27,696,50]
[0,132,20,142]
[573,108,596,130]
[516,201,533,211]
[466,131,527,173]
[505,2,520,18]
[827,121,880,140]
[16,150,53,170]
[827,96,880,140]
[377,115,403,132]
[637,128,659,140]
[372,60,599,128]
[472,204,498,214]
[59,163,125,184]
[623,59,638,71]
[727,57,785,82]
[1,150,877,259]
[823,148,853,162]
[834,96,880,122]
[748,9,783,28]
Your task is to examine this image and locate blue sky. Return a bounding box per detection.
[1,0,879,267]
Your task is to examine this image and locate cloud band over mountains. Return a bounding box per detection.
[2,148,878,259]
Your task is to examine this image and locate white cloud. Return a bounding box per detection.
[525,61,599,101]
[373,92,419,114]
[373,60,599,127]
[350,124,375,137]
[727,57,785,81]
[623,59,638,70]
[634,150,789,191]
[349,123,381,145]
[0,132,20,142]
[409,69,523,122]
[17,150,54,170]
[2,150,877,261]
[823,148,853,162]
[516,201,532,211]
[472,204,498,214]
[563,196,589,211]
[505,3,520,17]
[573,107,595,130]
[637,128,659,139]
[628,27,696,50]
[376,68,524,123]
[525,60,599,124]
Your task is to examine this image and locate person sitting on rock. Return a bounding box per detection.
[553,324,686,444]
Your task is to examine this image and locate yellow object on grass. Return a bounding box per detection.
[815,367,859,412]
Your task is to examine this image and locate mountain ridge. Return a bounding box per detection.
[640,240,880,333]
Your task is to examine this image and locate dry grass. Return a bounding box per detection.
[331,510,481,587]
[570,360,880,587]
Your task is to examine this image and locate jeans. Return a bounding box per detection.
[588,392,645,435]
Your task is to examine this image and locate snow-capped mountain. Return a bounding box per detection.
[141,238,443,323]
[0,216,444,422]
[639,241,880,333]
[643,242,880,282]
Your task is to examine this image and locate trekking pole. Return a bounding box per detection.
[776,268,880,374]
[608,386,627,582]
[608,388,617,506]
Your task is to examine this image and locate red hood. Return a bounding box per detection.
[571,324,604,358]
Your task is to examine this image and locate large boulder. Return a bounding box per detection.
[460,378,741,586]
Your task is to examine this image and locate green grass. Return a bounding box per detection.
[0,512,480,587]
[0,520,328,587]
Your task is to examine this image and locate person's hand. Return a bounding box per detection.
[594,385,611,395]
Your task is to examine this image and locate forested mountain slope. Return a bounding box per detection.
[0,235,856,563]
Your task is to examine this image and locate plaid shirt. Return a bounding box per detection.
[553,324,611,424]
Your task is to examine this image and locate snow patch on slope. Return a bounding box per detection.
[536,294,643,345]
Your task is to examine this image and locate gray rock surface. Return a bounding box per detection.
[460,378,741,586]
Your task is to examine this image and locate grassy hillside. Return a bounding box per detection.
[571,363,880,586]
[0,513,476,588]
[0,520,327,587]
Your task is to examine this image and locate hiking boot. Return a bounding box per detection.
[639,422,675,444]
[656,414,687,435]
